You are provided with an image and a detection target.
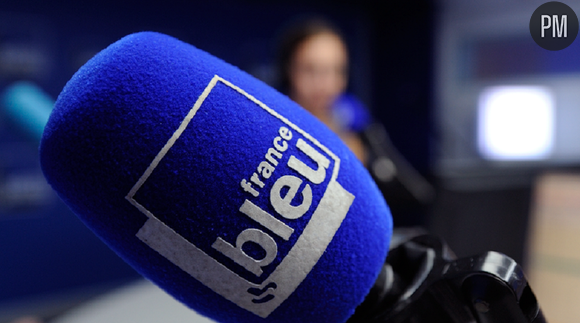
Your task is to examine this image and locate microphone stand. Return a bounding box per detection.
[348,232,547,323]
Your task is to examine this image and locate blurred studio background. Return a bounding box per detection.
[1,0,580,322]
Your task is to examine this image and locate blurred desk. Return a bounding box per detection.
[527,172,580,323]
[53,279,215,323]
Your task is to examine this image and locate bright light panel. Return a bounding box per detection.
[478,86,554,161]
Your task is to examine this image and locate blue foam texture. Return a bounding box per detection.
[40,32,392,323]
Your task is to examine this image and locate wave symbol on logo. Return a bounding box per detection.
[248,282,277,304]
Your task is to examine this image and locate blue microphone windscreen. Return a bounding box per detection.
[40,32,392,323]
[332,93,371,133]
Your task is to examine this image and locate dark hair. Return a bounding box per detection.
[276,17,347,94]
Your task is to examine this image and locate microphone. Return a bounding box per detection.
[39,32,393,323]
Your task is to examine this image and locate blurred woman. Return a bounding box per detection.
[277,18,367,164]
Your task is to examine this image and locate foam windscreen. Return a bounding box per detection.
[40,32,392,323]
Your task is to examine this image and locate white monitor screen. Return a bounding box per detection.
[477,86,554,161]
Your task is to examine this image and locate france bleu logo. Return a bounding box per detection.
[125,75,354,318]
